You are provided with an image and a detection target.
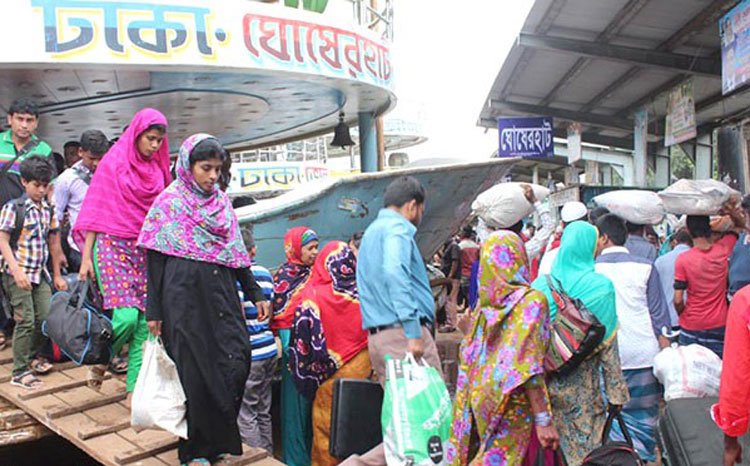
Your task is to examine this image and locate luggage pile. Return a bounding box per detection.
[658,179,741,215]
[472,182,550,229]
[592,190,665,225]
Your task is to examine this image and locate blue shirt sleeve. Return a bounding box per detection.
[382,227,421,339]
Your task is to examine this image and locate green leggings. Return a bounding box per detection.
[93,240,148,392]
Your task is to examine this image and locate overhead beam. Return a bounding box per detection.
[489,100,634,131]
[540,0,651,107]
[580,67,643,113]
[517,33,721,77]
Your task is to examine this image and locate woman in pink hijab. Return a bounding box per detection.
[73,108,171,394]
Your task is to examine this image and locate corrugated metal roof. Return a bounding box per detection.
[479,0,742,149]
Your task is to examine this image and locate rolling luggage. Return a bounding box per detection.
[329,378,384,459]
[659,396,750,465]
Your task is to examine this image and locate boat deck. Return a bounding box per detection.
[0,345,281,466]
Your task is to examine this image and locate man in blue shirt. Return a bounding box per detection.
[344,176,443,466]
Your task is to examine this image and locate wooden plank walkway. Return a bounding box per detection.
[0,345,282,465]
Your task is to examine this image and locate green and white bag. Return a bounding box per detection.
[382,354,452,466]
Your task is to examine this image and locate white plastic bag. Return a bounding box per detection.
[658,179,740,215]
[131,337,188,438]
[472,182,550,229]
[592,190,665,225]
[652,344,722,401]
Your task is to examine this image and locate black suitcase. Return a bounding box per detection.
[329,378,384,459]
[659,397,750,465]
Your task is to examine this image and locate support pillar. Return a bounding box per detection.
[532,165,540,185]
[602,166,613,186]
[358,112,378,173]
[695,133,713,180]
[585,161,600,185]
[633,109,648,187]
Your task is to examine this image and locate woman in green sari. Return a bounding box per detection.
[532,221,629,465]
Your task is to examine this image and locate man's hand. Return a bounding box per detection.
[658,335,671,349]
[256,300,272,322]
[147,320,162,337]
[521,183,537,204]
[721,201,747,231]
[724,435,742,466]
[407,338,424,360]
[78,257,95,281]
[12,269,31,291]
[53,275,68,292]
[536,424,560,450]
[58,253,68,272]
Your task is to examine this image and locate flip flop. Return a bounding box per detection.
[87,365,107,390]
[11,371,43,390]
[109,356,128,375]
[29,358,53,374]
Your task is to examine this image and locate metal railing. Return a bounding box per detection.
[349,0,394,40]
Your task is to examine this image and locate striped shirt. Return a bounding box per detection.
[0,196,58,284]
[239,264,276,361]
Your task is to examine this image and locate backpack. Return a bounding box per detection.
[42,279,112,365]
[581,405,643,465]
[543,275,606,377]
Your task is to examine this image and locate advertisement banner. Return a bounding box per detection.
[664,79,697,147]
[567,122,582,164]
[720,0,750,95]
[497,117,554,158]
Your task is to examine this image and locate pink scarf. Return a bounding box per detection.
[73,108,171,241]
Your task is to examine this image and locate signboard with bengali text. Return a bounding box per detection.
[229,162,329,194]
[664,79,697,146]
[497,117,554,158]
[720,0,750,95]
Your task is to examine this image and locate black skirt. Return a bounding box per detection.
[146,251,252,463]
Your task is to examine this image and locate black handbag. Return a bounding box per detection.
[329,378,384,458]
[581,405,643,466]
[42,280,113,365]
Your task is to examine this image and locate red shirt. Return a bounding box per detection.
[674,234,738,331]
[713,286,750,437]
[458,239,479,279]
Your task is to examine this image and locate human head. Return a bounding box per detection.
[508,220,524,235]
[19,155,54,202]
[686,215,711,239]
[526,224,537,236]
[561,201,588,226]
[554,221,599,274]
[588,206,610,225]
[384,176,426,227]
[644,226,659,247]
[480,230,531,289]
[78,130,109,173]
[348,231,363,256]
[671,229,693,248]
[284,226,319,266]
[625,221,645,235]
[313,241,358,297]
[461,225,474,240]
[241,228,257,258]
[742,195,750,217]
[63,140,81,167]
[232,196,256,209]
[51,152,65,177]
[7,98,39,143]
[136,123,167,159]
[595,214,627,254]
[180,135,227,194]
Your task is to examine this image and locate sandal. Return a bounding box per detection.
[87,364,107,390]
[11,371,43,390]
[29,357,53,374]
[108,356,128,375]
[211,454,232,465]
[182,459,210,466]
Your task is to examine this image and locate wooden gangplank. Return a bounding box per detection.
[0,346,282,465]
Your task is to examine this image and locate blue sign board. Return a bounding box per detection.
[497,117,554,158]
[720,0,750,94]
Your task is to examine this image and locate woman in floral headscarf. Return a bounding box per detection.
[288,241,370,466]
[446,230,559,466]
[139,134,255,466]
[273,226,319,466]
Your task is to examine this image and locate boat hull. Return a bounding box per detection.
[237,159,515,269]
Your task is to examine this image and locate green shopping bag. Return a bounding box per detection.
[382,354,452,466]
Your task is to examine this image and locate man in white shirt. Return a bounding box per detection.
[594,214,670,463]
[538,201,588,275]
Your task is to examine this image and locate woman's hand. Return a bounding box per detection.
[536,424,560,450]
[78,257,95,281]
[147,320,162,337]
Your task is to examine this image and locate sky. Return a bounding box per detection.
[389,0,534,161]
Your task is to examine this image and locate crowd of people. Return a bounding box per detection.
[2,95,750,466]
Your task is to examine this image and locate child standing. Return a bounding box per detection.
[0,155,67,389]
[237,231,276,454]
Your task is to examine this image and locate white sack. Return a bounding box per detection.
[472,183,550,229]
[658,179,740,216]
[131,338,188,438]
[592,190,666,225]
[653,344,722,402]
